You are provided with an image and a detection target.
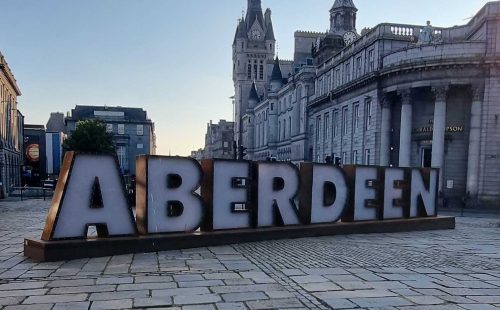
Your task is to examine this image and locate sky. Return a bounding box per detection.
[0,0,488,156]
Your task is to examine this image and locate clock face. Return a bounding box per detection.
[343,31,358,46]
[251,29,261,40]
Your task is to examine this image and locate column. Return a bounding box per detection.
[431,86,448,191]
[398,89,412,167]
[466,85,484,196]
[379,94,392,166]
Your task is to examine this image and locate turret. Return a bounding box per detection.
[248,82,260,109]
[330,0,358,35]
[270,57,283,92]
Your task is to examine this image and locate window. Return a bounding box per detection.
[118,124,125,135]
[352,150,358,165]
[137,144,144,149]
[342,107,349,136]
[247,61,252,79]
[342,152,348,165]
[253,60,258,79]
[368,49,375,71]
[259,61,264,80]
[335,68,341,87]
[278,121,281,141]
[333,110,339,137]
[289,116,292,137]
[324,113,330,143]
[106,124,113,133]
[365,100,372,130]
[116,145,128,172]
[137,125,144,136]
[356,56,362,78]
[353,104,360,133]
[345,62,351,82]
[283,119,287,140]
[316,116,321,143]
[364,149,371,165]
[223,141,229,148]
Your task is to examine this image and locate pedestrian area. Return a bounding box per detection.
[0,199,499,309]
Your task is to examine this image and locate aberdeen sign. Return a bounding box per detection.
[24,152,455,262]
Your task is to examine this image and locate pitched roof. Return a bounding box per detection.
[270,57,283,81]
[265,22,275,41]
[331,0,357,11]
[249,82,260,102]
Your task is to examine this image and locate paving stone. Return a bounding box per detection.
[246,298,305,309]
[182,305,216,310]
[4,304,54,310]
[215,302,248,310]
[320,298,357,309]
[0,296,23,306]
[23,293,87,304]
[178,280,224,288]
[89,290,149,301]
[52,301,91,310]
[47,279,95,287]
[96,276,133,285]
[350,296,413,307]
[0,289,48,298]
[173,293,221,305]
[298,282,342,292]
[117,282,176,291]
[290,275,328,284]
[221,292,268,302]
[90,299,133,309]
[174,274,204,282]
[406,295,445,305]
[152,287,211,297]
[0,281,47,290]
[134,297,173,308]
[458,304,500,310]
[49,284,115,294]
[134,275,173,283]
[210,284,284,294]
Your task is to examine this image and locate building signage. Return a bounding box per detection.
[25,152,452,261]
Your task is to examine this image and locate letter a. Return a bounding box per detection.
[41,152,137,241]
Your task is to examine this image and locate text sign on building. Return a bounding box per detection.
[40,152,438,242]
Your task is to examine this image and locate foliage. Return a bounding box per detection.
[63,119,116,154]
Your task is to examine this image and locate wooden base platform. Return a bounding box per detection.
[25,216,455,262]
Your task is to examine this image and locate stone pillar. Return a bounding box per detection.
[379,94,392,167]
[466,85,484,197]
[398,89,413,167]
[431,86,449,191]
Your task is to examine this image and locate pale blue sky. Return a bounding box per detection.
[0,0,488,155]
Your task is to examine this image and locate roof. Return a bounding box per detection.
[67,105,151,123]
[265,22,275,40]
[249,82,260,102]
[270,57,283,81]
[331,0,357,11]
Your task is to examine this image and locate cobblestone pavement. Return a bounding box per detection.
[0,199,499,310]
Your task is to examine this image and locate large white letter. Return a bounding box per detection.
[136,156,204,234]
[201,160,251,231]
[410,169,438,217]
[257,162,301,227]
[43,153,136,240]
[299,163,348,224]
[383,168,408,220]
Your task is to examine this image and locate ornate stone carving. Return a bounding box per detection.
[432,86,449,102]
[397,89,412,105]
[379,94,391,108]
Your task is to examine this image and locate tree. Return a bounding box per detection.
[63,120,116,154]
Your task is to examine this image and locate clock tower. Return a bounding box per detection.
[330,0,358,37]
[232,0,276,149]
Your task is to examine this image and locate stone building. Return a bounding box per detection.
[0,52,23,195]
[204,120,235,160]
[65,105,156,176]
[233,0,500,208]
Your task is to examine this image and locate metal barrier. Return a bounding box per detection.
[10,187,54,201]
